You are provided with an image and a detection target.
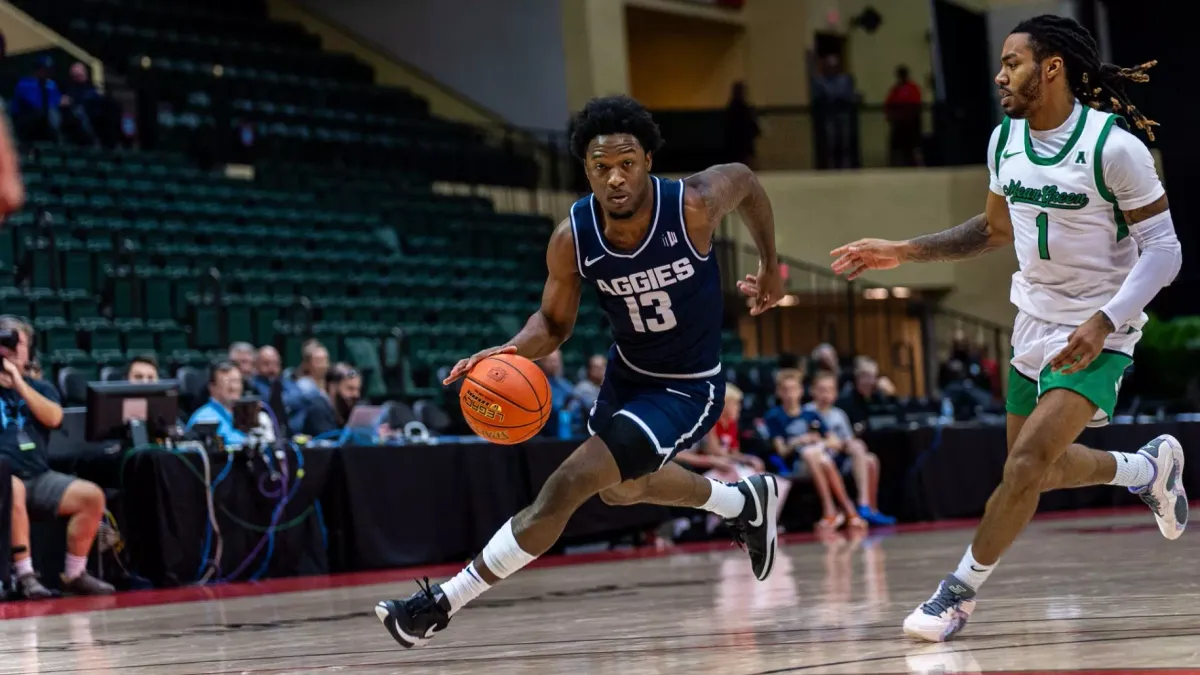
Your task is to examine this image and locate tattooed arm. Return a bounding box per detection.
[831,191,1014,279]
[683,163,784,315]
[683,163,777,263]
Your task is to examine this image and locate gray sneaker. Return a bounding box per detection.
[1132,434,1188,540]
[60,571,115,596]
[17,572,55,600]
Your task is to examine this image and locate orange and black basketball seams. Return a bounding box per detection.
[460,354,552,444]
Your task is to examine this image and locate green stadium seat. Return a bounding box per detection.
[61,289,96,322]
[116,318,155,354]
[224,298,253,344]
[39,320,77,353]
[51,349,98,382]
[190,302,221,349]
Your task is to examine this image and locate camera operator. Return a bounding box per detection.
[0,316,113,596]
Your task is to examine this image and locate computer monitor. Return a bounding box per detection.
[85,380,181,445]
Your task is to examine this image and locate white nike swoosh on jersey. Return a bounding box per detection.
[584,255,605,267]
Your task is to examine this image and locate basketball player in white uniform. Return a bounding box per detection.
[827,15,1185,641]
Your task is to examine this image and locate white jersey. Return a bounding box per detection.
[987,101,1165,327]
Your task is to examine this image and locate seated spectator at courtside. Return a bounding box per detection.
[293,340,330,397]
[807,342,850,391]
[250,346,303,431]
[539,349,576,436]
[228,342,255,382]
[0,316,113,597]
[764,369,864,531]
[541,349,574,409]
[186,361,274,449]
[301,363,363,437]
[804,371,894,526]
[836,357,895,428]
[127,354,159,383]
[677,384,791,518]
[572,353,606,412]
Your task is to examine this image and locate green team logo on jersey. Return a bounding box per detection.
[1003,179,1090,209]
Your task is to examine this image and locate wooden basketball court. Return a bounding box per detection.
[2,509,1198,674]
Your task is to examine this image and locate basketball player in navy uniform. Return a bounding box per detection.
[376,96,786,648]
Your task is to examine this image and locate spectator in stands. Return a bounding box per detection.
[804,371,894,526]
[539,349,576,436]
[0,316,113,596]
[724,81,760,168]
[572,353,606,412]
[541,349,574,409]
[764,369,863,531]
[676,384,790,533]
[62,62,110,147]
[885,65,923,167]
[185,360,274,448]
[301,363,362,437]
[837,357,892,428]
[11,56,63,144]
[293,340,330,397]
[127,354,159,383]
[808,343,848,391]
[228,342,255,382]
[250,346,302,432]
[810,53,858,169]
[678,384,766,475]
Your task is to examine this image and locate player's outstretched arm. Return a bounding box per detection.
[443,219,581,384]
[830,191,1014,280]
[683,163,783,315]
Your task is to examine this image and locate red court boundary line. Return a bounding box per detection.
[0,503,1168,621]
[980,671,1200,675]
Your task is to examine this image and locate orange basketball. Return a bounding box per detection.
[460,353,552,445]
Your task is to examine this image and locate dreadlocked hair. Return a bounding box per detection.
[1013,14,1159,140]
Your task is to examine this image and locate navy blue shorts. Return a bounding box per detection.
[587,362,725,479]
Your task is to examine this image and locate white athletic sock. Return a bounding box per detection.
[440,562,491,616]
[700,479,747,519]
[952,546,995,591]
[13,556,33,578]
[1107,451,1155,490]
[63,554,87,581]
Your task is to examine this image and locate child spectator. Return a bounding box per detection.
[804,371,895,526]
[763,369,865,531]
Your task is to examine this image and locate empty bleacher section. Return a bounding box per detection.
[16,0,538,186]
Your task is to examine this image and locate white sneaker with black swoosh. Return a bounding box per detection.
[726,474,779,581]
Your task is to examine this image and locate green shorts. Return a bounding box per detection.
[1005,311,1138,425]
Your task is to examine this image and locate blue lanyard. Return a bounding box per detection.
[0,395,25,430]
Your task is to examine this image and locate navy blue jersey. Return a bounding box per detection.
[570,176,722,379]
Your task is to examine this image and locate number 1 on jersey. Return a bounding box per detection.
[1036,211,1051,260]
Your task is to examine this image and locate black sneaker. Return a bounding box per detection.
[726,474,780,581]
[375,578,452,648]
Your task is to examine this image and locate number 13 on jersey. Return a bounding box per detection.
[624,291,678,333]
